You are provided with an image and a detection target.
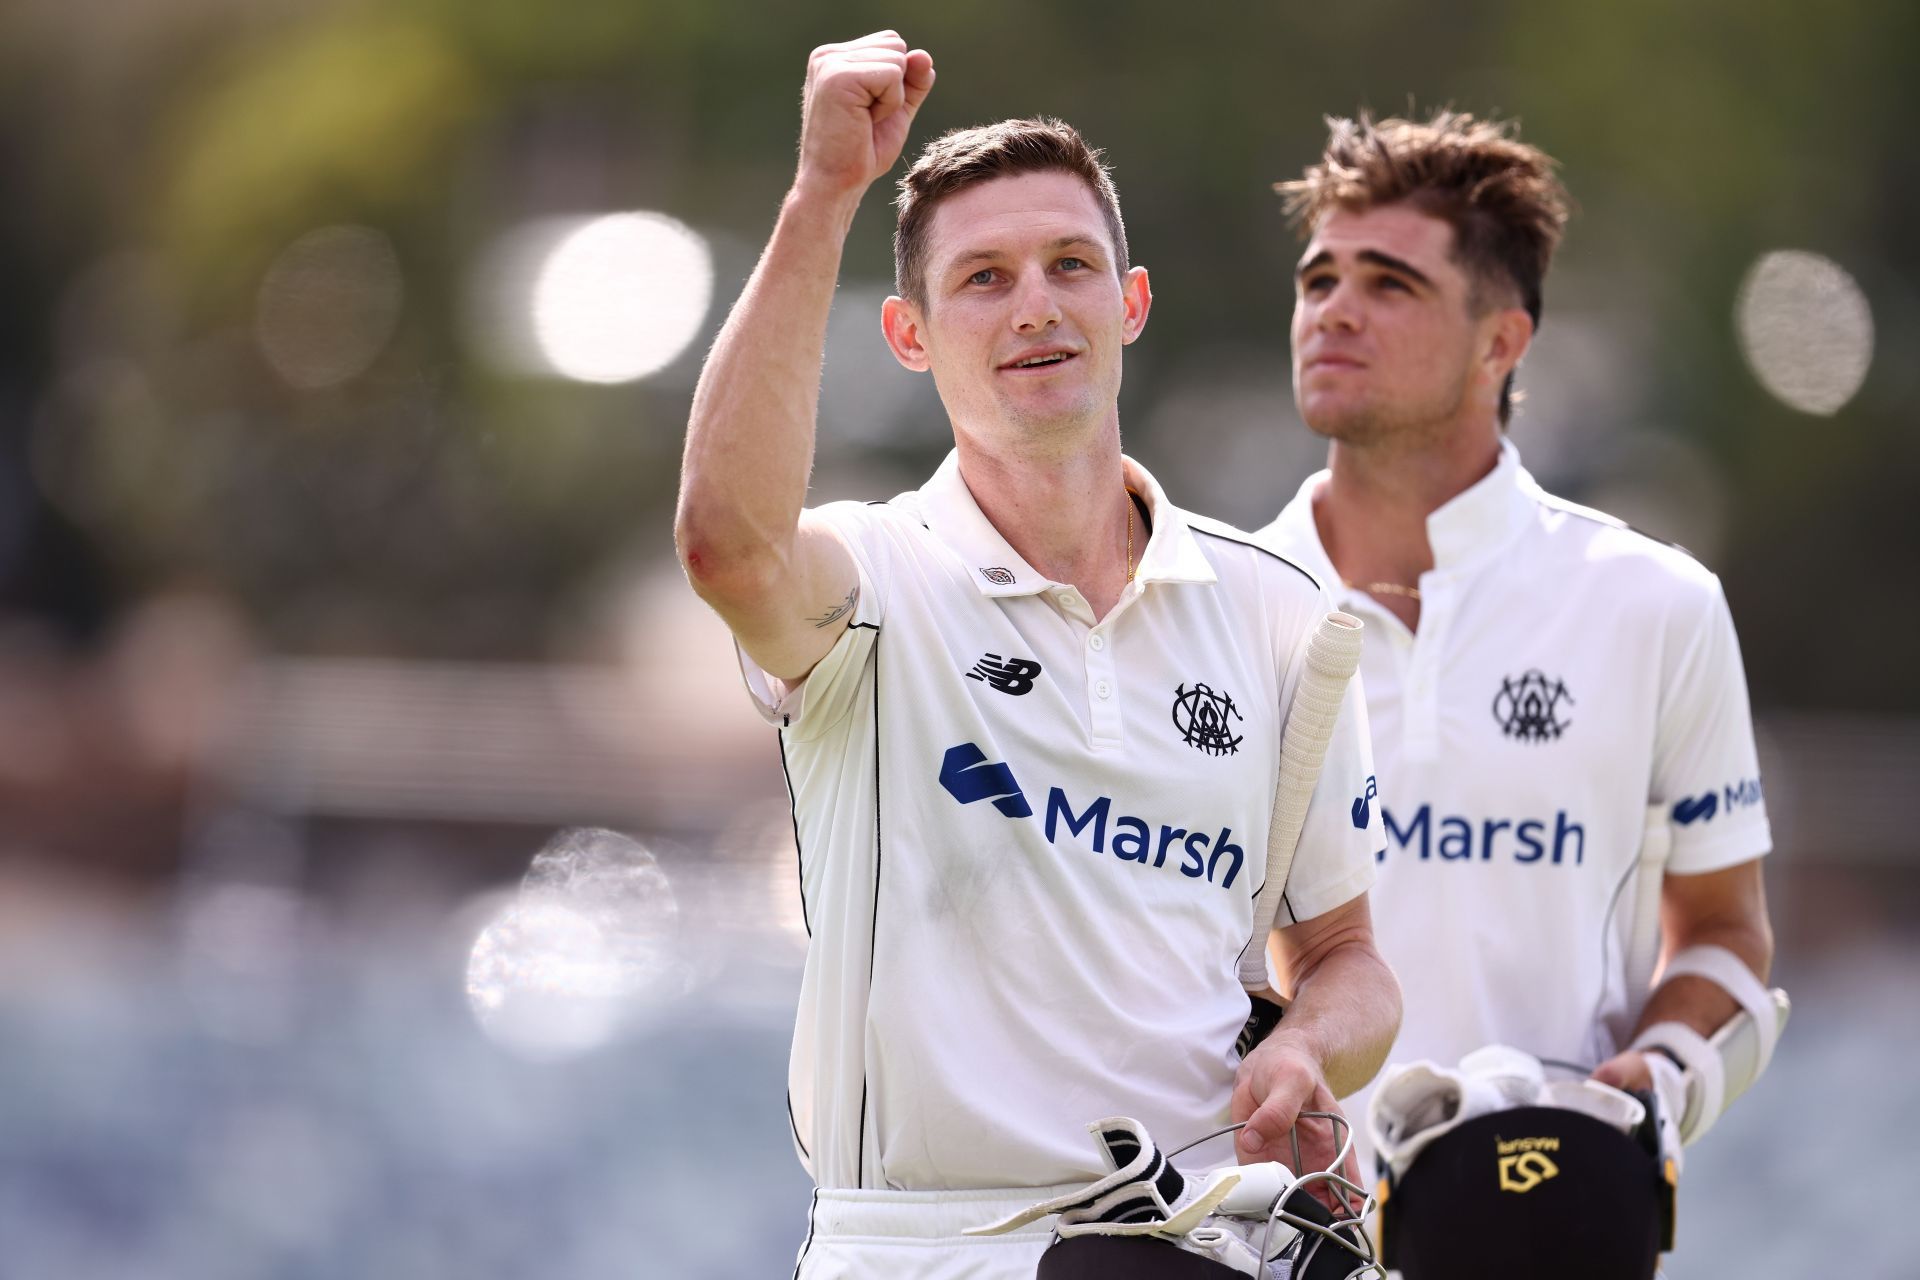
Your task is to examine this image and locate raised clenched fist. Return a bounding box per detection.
[796,31,936,200]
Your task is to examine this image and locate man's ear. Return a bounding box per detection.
[882,295,930,371]
[1120,265,1153,345]
[1484,306,1534,384]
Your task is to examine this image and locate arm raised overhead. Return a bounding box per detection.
[675,33,935,680]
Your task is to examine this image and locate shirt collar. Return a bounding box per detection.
[915,449,1217,597]
[1424,438,1536,571]
[1124,454,1218,586]
[1273,438,1537,583]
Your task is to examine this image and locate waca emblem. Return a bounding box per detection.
[1172,682,1244,757]
[1493,669,1574,742]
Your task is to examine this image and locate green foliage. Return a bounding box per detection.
[3,0,1914,697]
[159,12,483,310]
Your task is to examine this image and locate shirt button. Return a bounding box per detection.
[1096,680,1111,699]
[1089,634,1105,651]
[1055,589,1074,605]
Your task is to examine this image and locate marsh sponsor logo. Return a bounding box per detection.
[937,743,1245,890]
[1045,790,1247,889]
[1672,777,1764,827]
[1382,804,1587,865]
[1671,792,1717,825]
[938,743,1031,818]
[1352,775,1377,830]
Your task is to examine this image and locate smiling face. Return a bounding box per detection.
[1292,202,1522,447]
[882,170,1149,449]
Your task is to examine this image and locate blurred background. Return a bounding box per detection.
[1,0,1915,1276]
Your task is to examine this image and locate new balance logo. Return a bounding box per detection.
[938,743,1032,817]
[966,653,1042,696]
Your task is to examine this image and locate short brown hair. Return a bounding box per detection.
[894,117,1128,307]
[1278,110,1570,423]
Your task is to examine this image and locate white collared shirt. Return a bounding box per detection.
[741,451,1380,1191]
[1259,441,1771,1150]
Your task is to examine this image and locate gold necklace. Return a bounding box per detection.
[1125,488,1140,582]
[1345,579,1421,601]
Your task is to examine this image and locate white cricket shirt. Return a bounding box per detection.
[741,451,1380,1192]
[1259,441,1772,1149]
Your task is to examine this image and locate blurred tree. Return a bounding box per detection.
[0,0,1911,702]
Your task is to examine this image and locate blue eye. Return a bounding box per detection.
[1059,257,1084,271]
[969,269,994,286]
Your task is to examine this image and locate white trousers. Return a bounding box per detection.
[791,1184,1080,1280]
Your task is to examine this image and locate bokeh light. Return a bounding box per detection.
[3,4,1916,1275]
[466,897,625,1059]
[464,827,688,1060]
[1735,249,1874,416]
[254,225,404,389]
[473,213,712,385]
[533,214,711,382]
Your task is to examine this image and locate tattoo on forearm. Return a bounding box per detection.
[809,585,858,629]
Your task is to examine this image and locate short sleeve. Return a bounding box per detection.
[736,502,892,741]
[1652,576,1772,874]
[1277,660,1382,925]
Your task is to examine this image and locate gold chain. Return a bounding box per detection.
[1346,579,1421,601]
[1125,488,1139,582]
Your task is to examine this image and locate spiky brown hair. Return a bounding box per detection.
[1279,111,1570,423]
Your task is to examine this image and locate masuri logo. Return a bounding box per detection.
[1496,1136,1562,1193]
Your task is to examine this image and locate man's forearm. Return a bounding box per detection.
[1270,937,1401,1099]
[1633,918,1773,1045]
[677,187,862,586]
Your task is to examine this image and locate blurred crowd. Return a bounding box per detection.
[1,0,1916,1275]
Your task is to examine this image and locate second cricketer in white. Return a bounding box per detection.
[1261,438,1772,1174]
[1250,112,1783,1215]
